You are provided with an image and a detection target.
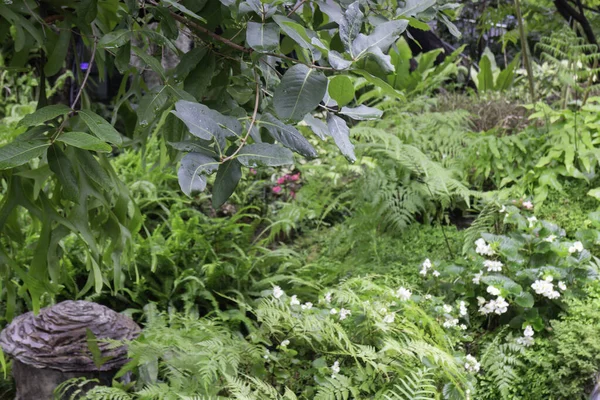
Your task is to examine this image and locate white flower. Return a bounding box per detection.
[475,238,495,256]
[379,307,387,314]
[523,200,534,210]
[443,318,459,328]
[479,296,509,315]
[569,241,584,254]
[500,205,507,213]
[424,294,432,300]
[532,279,560,299]
[331,360,341,378]
[527,216,538,227]
[545,275,553,282]
[517,336,535,347]
[264,349,270,360]
[272,286,284,299]
[324,292,333,303]
[383,313,395,324]
[524,325,534,337]
[290,295,300,306]
[422,258,432,270]
[301,302,313,310]
[484,260,503,272]
[487,286,501,296]
[459,301,468,317]
[395,287,412,301]
[544,235,557,243]
[477,296,486,306]
[558,281,567,291]
[465,355,480,373]
[339,308,351,320]
[460,324,468,330]
[330,308,338,314]
[443,304,453,313]
[432,270,440,277]
[473,271,483,284]
[280,339,290,347]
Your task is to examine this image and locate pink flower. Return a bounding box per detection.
[250,168,257,175]
[277,177,285,184]
[290,191,296,199]
[289,173,300,181]
[272,186,282,194]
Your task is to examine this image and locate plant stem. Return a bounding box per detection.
[514,0,536,102]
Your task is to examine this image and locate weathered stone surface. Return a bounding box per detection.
[0,300,140,372]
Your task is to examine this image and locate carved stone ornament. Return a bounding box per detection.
[0,300,140,399]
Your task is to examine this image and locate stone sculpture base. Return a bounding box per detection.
[12,360,117,399]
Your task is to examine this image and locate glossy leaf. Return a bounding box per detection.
[212,159,242,208]
[326,113,355,162]
[172,100,242,143]
[178,152,219,196]
[246,22,279,53]
[340,2,364,56]
[97,30,133,49]
[339,105,383,120]
[236,143,294,166]
[44,20,71,77]
[273,64,327,121]
[328,75,354,107]
[260,113,317,158]
[79,110,123,145]
[56,132,113,152]
[19,104,70,127]
[0,140,50,170]
[48,146,80,203]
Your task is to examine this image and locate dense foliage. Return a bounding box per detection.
[3,0,600,399]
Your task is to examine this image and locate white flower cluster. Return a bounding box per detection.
[272,286,284,299]
[472,271,483,284]
[484,260,503,272]
[527,216,537,228]
[465,354,481,373]
[331,308,351,321]
[290,295,300,305]
[568,241,584,254]
[324,292,333,303]
[487,285,501,296]
[331,360,340,379]
[479,296,509,315]
[383,313,395,324]
[523,200,533,210]
[443,318,459,328]
[280,339,290,347]
[516,325,535,347]
[301,302,313,310]
[531,276,561,299]
[443,304,453,313]
[419,259,440,277]
[394,287,412,301]
[475,238,495,256]
[544,234,557,243]
[459,301,468,317]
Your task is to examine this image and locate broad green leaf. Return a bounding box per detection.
[79,110,123,145]
[272,15,320,59]
[97,29,133,49]
[478,54,494,91]
[44,20,71,77]
[75,149,112,189]
[351,20,409,58]
[326,113,355,162]
[19,104,71,127]
[352,70,404,99]
[303,114,329,140]
[184,52,216,101]
[236,143,294,166]
[154,6,179,39]
[162,0,207,22]
[173,47,208,80]
[168,139,217,156]
[0,140,50,169]
[340,2,364,56]
[260,113,317,158]
[212,159,242,208]
[132,46,166,80]
[495,54,520,91]
[172,100,242,143]
[588,188,600,200]
[339,105,382,120]
[137,85,169,127]
[328,76,354,107]
[328,50,353,70]
[439,13,461,38]
[273,64,327,121]
[246,22,279,53]
[514,291,535,308]
[78,0,98,24]
[56,132,113,152]
[396,0,435,16]
[178,152,219,196]
[48,145,80,203]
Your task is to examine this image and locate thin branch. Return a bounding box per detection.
[287,0,308,17]
[221,74,261,163]
[51,37,98,142]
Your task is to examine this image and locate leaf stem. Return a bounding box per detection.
[51,36,98,142]
[221,74,261,163]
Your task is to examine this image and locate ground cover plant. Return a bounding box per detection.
[3,0,600,399]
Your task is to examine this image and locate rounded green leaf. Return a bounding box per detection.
[273,64,327,121]
[328,76,354,107]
